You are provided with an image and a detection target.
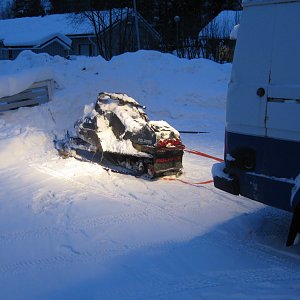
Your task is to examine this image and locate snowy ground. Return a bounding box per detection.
[0,51,300,299]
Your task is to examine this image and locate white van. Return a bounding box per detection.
[213,0,300,246]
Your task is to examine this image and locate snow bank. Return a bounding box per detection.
[0,50,230,134]
[0,50,230,171]
[0,66,54,98]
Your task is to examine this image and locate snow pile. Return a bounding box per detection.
[1,50,230,143]
[211,162,233,181]
[0,65,54,98]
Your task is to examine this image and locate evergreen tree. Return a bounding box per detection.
[12,0,44,17]
[0,1,14,19]
[46,0,241,54]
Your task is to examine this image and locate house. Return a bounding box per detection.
[198,10,242,63]
[0,10,162,60]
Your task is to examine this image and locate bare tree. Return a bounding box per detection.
[73,7,133,60]
[197,10,241,62]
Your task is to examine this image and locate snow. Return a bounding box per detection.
[79,93,150,155]
[211,162,233,181]
[0,52,54,97]
[226,153,235,161]
[230,24,240,40]
[77,92,181,156]
[0,13,90,46]
[0,50,300,299]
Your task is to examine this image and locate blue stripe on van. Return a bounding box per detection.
[224,131,300,212]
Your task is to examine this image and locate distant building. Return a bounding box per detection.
[0,10,162,60]
[198,10,242,63]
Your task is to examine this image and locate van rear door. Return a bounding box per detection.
[226,4,275,137]
[266,2,300,142]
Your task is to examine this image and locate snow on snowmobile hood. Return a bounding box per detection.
[55,92,184,177]
[76,92,183,156]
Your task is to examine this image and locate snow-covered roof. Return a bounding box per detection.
[0,14,93,46]
[230,24,240,40]
[0,11,129,47]
[199,10,242,39]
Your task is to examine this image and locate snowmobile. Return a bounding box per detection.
[54,92,185,178]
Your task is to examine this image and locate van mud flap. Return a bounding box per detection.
[212,163,240,195]
[213,175,240,195]
[286,206,300,247]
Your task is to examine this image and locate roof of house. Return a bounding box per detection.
[0,14,90,46]
[0,10,133,47]
[199,10,242,39]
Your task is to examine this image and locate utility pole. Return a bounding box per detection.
[174,15,180,56]
[133,0,141,51]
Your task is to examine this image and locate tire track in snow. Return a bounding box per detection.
[4,156,298,286]
[0,163,203,259]
[0,206,166,247]
[92,269,300,300]
[108,172,204,228]
[0,233,199,277]
[89,240,300,299]
[31,163,115,198]
[0,206,299,286]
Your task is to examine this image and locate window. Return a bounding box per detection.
[78,44,91,56]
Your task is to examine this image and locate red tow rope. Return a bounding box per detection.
[162,177,214,187]
[184,148,224,162]
[162,148,223,187]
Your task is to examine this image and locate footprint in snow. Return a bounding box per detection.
[59,244,81,255]
[31,189,72,215]
[0,120,22,139]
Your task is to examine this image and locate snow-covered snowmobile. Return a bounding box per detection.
[54,92,184,178]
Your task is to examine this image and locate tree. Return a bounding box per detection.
[48,0,131,14]
[73,5,133,60]
[12,0,44,17]
[47,0,242,59]
[0,1,14,19]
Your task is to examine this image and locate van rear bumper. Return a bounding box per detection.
[212,162,240,195]
[212,131,300,212]
[213,162,295,212]
[213,174,240,195]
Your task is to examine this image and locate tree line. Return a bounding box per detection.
[2,0,241,41]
